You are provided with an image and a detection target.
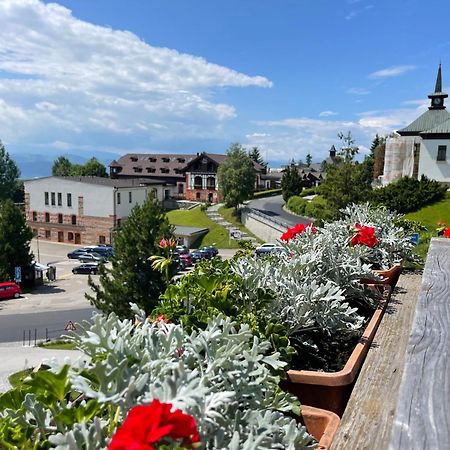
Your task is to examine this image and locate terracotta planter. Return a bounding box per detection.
[282,286,391,417]
[373,264,402,288]
[301,405,340,450]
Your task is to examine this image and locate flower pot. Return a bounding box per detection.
[301,405,340,450]
[282,286,391,417]
[373,264,402,289]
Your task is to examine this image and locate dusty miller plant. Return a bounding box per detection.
[0,310,316,450]
[340,202,419,268]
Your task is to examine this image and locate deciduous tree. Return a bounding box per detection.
[87,193,173,318]
[0,199,33,280]
[52,156,73,176]
[218,143,256,209]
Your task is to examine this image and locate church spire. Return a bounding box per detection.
[428,64,448,110]
[434,63,443,93]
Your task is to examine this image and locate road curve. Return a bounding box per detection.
[247,195,310,227]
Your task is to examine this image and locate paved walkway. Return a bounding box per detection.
[206,203,258,244]
[0,342,86,392]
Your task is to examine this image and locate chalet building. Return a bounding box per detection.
[382,65,450,185]
[24,176,172,245]
[110,152,265,202]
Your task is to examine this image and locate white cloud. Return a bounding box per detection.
[345,4,374,20]
[0,0,271,152]
[347,87,371,95]
[319,110,337,117]
[245,101,427,164]
[368,65,417,79]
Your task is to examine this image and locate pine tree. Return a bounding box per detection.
[218,143,256,209]
[306,153,312,167]
[87,193,173,318]
[281,160,302,201]
[0,199,33,280]
[248,146,265,166]
[0,141,21,203]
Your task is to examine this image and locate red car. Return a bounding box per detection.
[0,282,22,300]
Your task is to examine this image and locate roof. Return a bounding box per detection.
[25,176,165,187]
[174,225,209,236]
[420,117,450,135]
[111,153,197,178]
[397,109,450,135]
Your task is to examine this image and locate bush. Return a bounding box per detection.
[200,202,211,211]
[300,187,319,197]
[372,175,447,213]
[304,196,336,222]
[286,196,308,215]
[253,188,282,199]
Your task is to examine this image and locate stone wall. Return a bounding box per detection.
[240,208,286,243]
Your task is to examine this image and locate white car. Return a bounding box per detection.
[255,243,287,256]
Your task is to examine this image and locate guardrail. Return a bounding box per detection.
[240,206,289,229]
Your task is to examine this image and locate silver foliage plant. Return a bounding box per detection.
[47,310,317,450]
[340,202,418,268]
[232,224,377,342]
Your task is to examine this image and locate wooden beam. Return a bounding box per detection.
[389,238,450,450]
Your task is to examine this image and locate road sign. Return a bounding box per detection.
[410,233,419,245]
[14,266,22,283]
[64,320,76,331]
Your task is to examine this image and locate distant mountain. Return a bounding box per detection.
[14,151,121,179]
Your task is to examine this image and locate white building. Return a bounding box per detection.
[382,65,450,186]
[24,176,173,245]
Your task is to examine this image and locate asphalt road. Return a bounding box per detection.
[247,195,310,226]
[0,307,95,343]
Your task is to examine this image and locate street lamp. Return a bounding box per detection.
[34,231,41,263]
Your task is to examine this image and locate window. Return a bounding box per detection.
[160,167,170,174]
[32,211,37,221]
[45,230,51,239]
[117,218,122,228]
[71,215,76,225]
[57,192,62,206]
[162,157,170,163]
[194,176,203,189]
[45,213,50,222]
[133,166,143,173]
[129,191,132,203]
[51,192,55,206]
[99,235,106,244]
[178,183,184,194]
[117,192,121,204]
[32,228,37,236]
[67,193,72,207]
[196,192,201,200]
[44,192,49,205]
[146,167,156,173]
[149,157,157,162]
[177,158,185,163]
[68,232,74,241]
[130,156,138,162]
[437,145,447,161]
[58,213,63,224]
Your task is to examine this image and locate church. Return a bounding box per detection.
[382,65,450,186]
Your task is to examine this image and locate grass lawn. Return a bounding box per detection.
[39,340,77,350]
[404,191,450,264]
[166,206,239,248]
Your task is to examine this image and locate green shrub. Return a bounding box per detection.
[253,188,282,199]
[304,196,336,222]
[200,202,211,211]
[300,187,319,197]
[372,175,447,213]
[286,196,308,215]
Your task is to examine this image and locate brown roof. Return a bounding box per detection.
[110,152,265,177]
[56,176,165,187]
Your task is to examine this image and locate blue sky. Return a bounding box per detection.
[1,0,449,176]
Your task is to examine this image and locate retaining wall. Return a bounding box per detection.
[241,207,286,243]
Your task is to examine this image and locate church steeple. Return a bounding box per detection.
[428,64,448,110]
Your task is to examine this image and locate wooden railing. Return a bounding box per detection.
[332,238,450,450]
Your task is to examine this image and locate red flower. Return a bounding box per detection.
[443,226,450,238]
[109,400,200,450]
[280,223,315,242]
[350,223,379,248]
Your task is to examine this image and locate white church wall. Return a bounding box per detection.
[419,138,450,183]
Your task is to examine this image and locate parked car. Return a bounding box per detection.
[72,263,100,275]
[180,253,193,267]
[255,243,287,257]
[78,252,106,263]
[174,245,189,255]
[67,249,91,259]
[84,246,114,258]
[0,282,22,300]
[200,246,219,258]
[189,250,207,263]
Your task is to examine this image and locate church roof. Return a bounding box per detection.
[397,108,450,135]
[420,117,450,135]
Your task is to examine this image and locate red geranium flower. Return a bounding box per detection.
[443,226,450,238]
[109,400,200,450]
[350,223,378,248]
[280,223,315,242]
